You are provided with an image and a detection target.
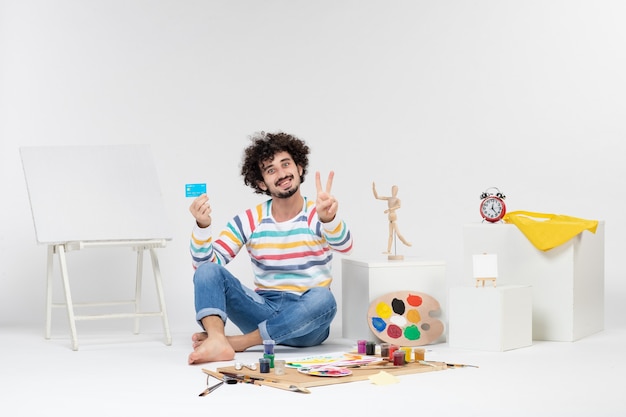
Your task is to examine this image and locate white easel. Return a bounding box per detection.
[21,145,173,350]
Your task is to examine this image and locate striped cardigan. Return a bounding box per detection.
[190,197,353,294]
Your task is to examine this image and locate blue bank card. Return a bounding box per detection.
[185,183,207,198]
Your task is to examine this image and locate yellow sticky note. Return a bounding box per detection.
[368,371,400,385]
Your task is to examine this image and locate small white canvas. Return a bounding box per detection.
[473,253,498,278]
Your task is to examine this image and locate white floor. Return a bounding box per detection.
[2,321,625,417]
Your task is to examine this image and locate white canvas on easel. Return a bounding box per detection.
[473,253,498,287]
[21,145,172,243]
[21,144,173,350]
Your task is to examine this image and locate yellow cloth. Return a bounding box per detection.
[502,211,598,251]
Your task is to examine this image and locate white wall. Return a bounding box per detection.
[2,0,625,338]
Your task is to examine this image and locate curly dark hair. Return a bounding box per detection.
[241,131,310,195]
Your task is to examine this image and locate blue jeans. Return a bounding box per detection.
[193,262,336,347]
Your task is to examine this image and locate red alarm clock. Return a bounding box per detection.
[479,187,506,223]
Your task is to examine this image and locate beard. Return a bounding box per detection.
[272,184,299,199]
[271,176,300,199]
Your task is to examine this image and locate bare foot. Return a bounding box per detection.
[191,332,208,348]
[226,335,255,352]
[188,335,235,365]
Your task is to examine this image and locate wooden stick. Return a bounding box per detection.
[252,379,311,394]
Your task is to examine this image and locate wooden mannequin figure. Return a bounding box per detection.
[372,182,412,260]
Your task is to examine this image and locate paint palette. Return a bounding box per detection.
[367,291,444,346]
[297,366,352,377]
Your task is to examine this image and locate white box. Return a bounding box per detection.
[341,258,447,343]
[463,222,604,341]
[448,285,532,351]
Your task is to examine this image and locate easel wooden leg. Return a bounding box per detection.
[134,248,144,335]
[57,244,79,351]
[475,278,496,288]
[45,245,54,340]
[150,248,172,345]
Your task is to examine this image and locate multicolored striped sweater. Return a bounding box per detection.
[190,197,353,294]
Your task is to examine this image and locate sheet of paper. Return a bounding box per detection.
[368,371,399,385]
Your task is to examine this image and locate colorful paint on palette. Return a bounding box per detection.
[367,291,444,346]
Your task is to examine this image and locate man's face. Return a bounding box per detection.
[258,151,303,199]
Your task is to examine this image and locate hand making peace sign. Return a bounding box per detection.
[315,171,338,223]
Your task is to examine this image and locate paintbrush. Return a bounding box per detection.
[341,359,391,369]
[445,363,479,368]
[218,371,311,394]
